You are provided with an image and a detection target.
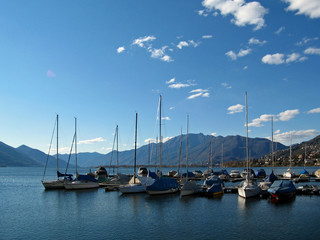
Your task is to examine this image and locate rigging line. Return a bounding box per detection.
[149,96,161,165]
[64,132,76,177]
[108,126,118,175]
[42,116,57,180]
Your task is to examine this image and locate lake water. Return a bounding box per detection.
[1,166,320,240]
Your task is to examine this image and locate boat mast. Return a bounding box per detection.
[186,114,189,177]
[75,117,78,175]
[116,125,119,175]
[57,114,59,174]
[178,128,183,178]
[304,144,307,170]
[245,92,249,179]
[148,140,151,167]
[210,136,213,169]
[221,143,224,168]
[271,116,274,172]
[159,95,162,176]
[134,113,138,183]
[289,133,292,169]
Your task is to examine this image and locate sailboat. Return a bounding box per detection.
[268,180,296,201]
[119,113,154,194]
[180,115,202,197]
[298,144,310,181]
[260,116,278,190]
[42,114,72,190]
[64,118,99,190]
[203,136,214,178]
[146,95,180,195]
[283,134,296,179]
[238,92,261,198]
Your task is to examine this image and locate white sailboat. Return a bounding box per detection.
[120,113,154,194]
[283,134,295,179]
[238,92,261,198]
[42,114,71,190]
[180,115,201,197]
[64,118,99,190]
[147,95,180,195]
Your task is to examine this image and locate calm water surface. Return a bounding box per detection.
[1,167,320,240]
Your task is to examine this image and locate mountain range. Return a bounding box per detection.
[0,133,290,167]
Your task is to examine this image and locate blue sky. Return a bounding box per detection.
[0,0,320,154]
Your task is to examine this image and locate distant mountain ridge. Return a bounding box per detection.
[5,133,316,168]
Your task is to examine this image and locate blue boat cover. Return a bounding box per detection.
[268,180,296,194]
[255,169,266,178]
[146,178,179,191]
[300,169,309,175]
[182,172,195,178]
[204,176,223,186]
[207,183,223,194]
[77,174,97,182]
[213,169,229,176]
[264,171,278,183]
[148,170,159,179]
[57,171,73,180]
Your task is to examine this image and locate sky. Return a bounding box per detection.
[0,0,320,154]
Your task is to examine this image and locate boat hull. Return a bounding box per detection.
[42,179,65,190]
[238,180,261,198]
[64,181,99,190]
[147,188,179,195]
[119,184,146,194]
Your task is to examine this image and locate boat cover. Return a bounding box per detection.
[146,178,179,191]
[77,174,97,182]
[300,169,309,175]
[182,172,195,178]
[147,170,159,179]
[264,171,278,183]
[268,180,296,194]
[213,169,229,176]
[255,169,266,178]
[204,176,223,186]
[207,183,223,194]
[57,171,73,179]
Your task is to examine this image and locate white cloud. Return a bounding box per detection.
[248,37,267,45]
[202,35,213,39]
[117,46,125,53]
[274,129,319,145]
[177,40,200,49]
[187,89,209,100]
[274,129,281,134]
[149,46,173,62]
[262,53,307,64]
[248,114,274,127]
[46,70,56,78]
[132,36,156,47]
[227,104,244,114]
[304,47,320,55]
[198,9,209,17]
[286,53,307,63]
[262,53,285,64]
[144,136,174,144]
[226,48,252,60]
[308,108,320,114]
[249,109,299,128]
[296,37,319,46]
[161,117,171,121]
[169,107,175,110]
[202,0,268,30]
[211,132,217,136]
[283,0,320,19]
[275,26,285,35]
[166,78,175,84]
[78,137,106,145]
[277,109,299,121]
[221,82,232,89]
[243,65,248,70]
[169,82,194,89]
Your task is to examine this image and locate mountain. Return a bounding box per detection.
[61,133,287,167]
[16,145,73,168]
[272,135,320,164]
[0,133,290,167]
[0,142,42,167]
